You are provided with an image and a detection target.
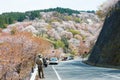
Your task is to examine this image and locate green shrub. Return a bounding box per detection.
[54,40,65,49]
[69,29,80,36]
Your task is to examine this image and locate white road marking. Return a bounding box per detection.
[103,73,120,79]
[30,65,38,80]
[52,65,62,80]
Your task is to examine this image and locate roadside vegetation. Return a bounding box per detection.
[0,31,52,79]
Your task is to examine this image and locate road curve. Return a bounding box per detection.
[31,59,120,80]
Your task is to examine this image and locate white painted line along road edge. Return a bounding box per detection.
[52,65,62,80]
[30,65,38,80]
[103,73,120,79]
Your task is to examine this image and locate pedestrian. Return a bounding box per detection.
[35,54,45,79]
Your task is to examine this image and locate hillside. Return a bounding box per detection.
[2,10,102,55]
[87,1,120,68]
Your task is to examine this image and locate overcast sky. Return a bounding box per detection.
[0,0,107,14]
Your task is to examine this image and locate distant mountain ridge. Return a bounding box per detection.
[0,7,95,28]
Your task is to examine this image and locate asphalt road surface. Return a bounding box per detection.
[31,59,120,80]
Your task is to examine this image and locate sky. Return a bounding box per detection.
[0,0,107,14]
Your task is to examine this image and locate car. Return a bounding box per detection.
[49,57,59,64]
[62,56,74,61]
[67,56,74,60]
[62,57,67,61]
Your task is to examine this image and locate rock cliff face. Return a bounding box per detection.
[88,1,120,67]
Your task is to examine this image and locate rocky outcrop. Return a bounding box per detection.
[88,1,120,67]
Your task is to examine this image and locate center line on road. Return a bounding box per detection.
[52,65,62,80]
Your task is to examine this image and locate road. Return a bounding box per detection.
[31,59,120,80]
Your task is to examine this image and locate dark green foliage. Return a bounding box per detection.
[61,37,69,48]
[86,10,95,13]
[0,12,26,28]
[69,29,80,36]
[54,40,65,49]
[34,7,80,15]
[80,10,95,13]
[2,12,26,22]
[61,37,69,53]
[25,11,41,20]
